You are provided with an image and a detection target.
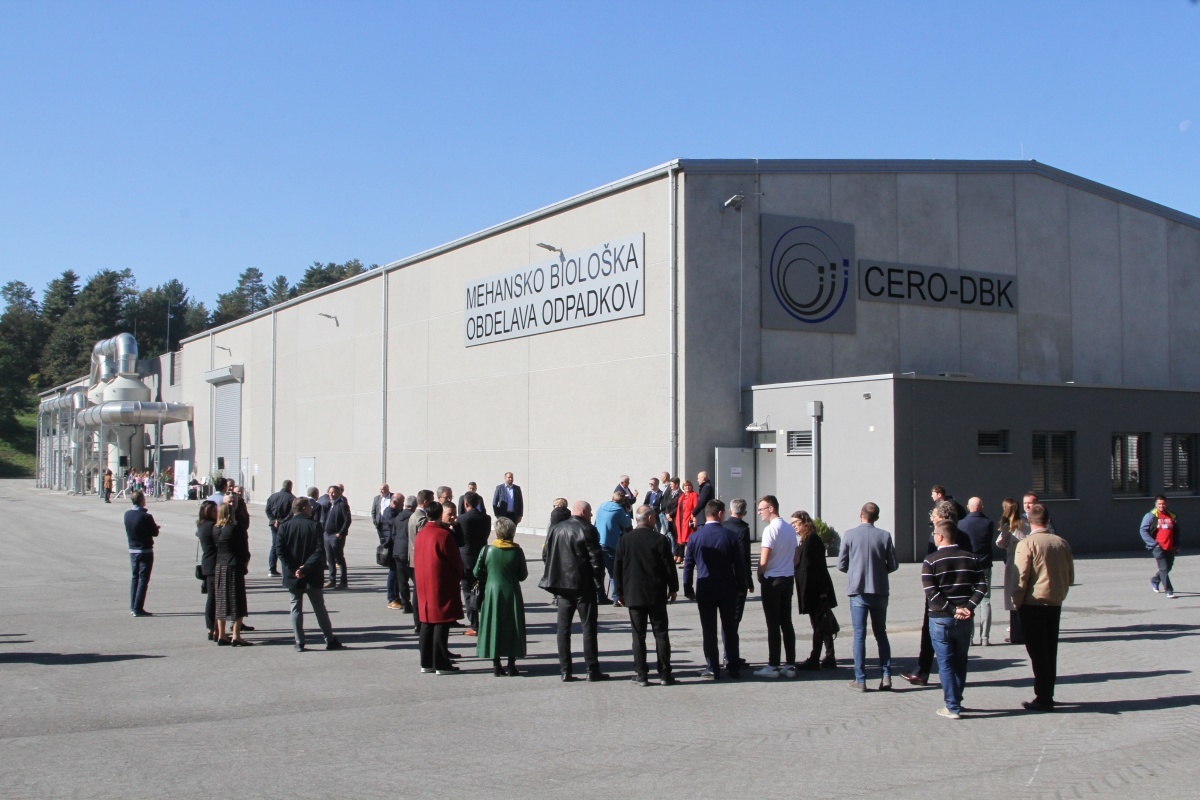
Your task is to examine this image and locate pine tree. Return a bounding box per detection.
[39,269,135,387]
[41,270,80,325]
[266,275,293,306]
[0,281,47,396]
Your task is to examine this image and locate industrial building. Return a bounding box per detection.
[41,159,1200,559]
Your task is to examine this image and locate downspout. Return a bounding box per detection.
[668,163,680,478]
[380,269,389,482]
[269,310,277,492]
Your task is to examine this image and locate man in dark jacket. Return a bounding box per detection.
[277,497,342,651]
[659,477,681,548]
[264,479,295,578]
[683,499,745,679]
[722,498,756,671]
[615,504,679,686]
[692,471,714,530]
[539,500,607,682]
[124,490,159,617]
[370,484,393,542]
[957,497,995,645]
[492,472,523,525]
[392,496,417,613]
[380,494,404,609]
[322,485,351,589]
[455,492,492,634]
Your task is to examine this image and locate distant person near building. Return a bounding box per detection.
[1141,495,1179,599]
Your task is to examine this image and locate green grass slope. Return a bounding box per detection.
[0,410,37,478]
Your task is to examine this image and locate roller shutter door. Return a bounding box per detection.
[213,381,242,481]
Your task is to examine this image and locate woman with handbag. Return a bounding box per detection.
[791,510,839,670]
[474,517,528,676]
[673,480,698,563]
[195,500,219,640]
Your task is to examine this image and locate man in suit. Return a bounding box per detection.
[380,493,405,609]
[957,497,995,645]
[540,500,608,682]
[392,495,417,613]
[615,504,679,686]
[277,497,343,651]
[407,489,435,634]
[722,498,755,672]
[643,477,663,532]
[455,492,492,635]
[692,471,714,530]
[683,499,745,680]
[124,490,159,617]
[492,472,523,525]
[264,479,295,577]
[370,483,393,543]
[458,482,484,515]
[613,475,637,511]
[659,477,681,549]
[322,485,351,589]
[838,502,899,691]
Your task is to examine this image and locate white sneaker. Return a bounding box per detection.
[1167,592,1178,599]
[780,665,797,678]
[753,665,781,678]
[937,707,961,720]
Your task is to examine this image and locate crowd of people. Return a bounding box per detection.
[117,470,1185,718]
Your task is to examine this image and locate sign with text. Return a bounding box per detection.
[464,234,645,347]
[858,260,1018,312]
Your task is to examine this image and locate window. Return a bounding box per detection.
[978,430,1010,454]
[170,351,183,386]
[1111,434,1148,495]
[786,430,812,455]
[1164,434,1196,494]
[1032,432,1075,499]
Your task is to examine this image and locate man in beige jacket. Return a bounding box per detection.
[1011,503,1074,712]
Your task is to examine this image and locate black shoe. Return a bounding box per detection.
[131,610,153,617]
[1022,700,1055,712]
[587,671,610,682]
[230,639,254,647]
[506,664,521,677]
[799,658,821,671]
[268,571,282,577]
[821,655,837,669]
[325,640,344,651]
[338,582,348,590]
[561,672,577,682]
[632,675,650,687]
[660,674,677,686]
[436,666,460,675]
[239,625,255,632]
[494,665,506,677]
[446,651,462,659]
[727,670,740,680]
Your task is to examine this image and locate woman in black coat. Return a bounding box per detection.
[213,498,253,646]
[791,511,838,670]
[196,501,219,640]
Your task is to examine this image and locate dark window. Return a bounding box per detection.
[1164,434,1196,494]
[1111,434,1148,495]
[978,430,1010,454]
[786,430,812,456]
[1032,432,1075,499]
[171,351,183,386]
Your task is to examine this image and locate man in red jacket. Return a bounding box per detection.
[414,501,464,674]
[1141,495,1180,599]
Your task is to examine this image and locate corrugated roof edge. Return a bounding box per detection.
[183,158,1199,343]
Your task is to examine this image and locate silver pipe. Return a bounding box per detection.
[380,269,389,482]
[89,333,139,386]
[75,401,193,428]
[667,164,680,478]
[270,310,277,491]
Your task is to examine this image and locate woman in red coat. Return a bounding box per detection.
[674,480,699,563]
[413,502,464,674]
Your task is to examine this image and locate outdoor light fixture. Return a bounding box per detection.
[536,242,561,253]
[215,345,232,354]
[745,422,770,432]
[723,194,744,210]
[317,313,340,327]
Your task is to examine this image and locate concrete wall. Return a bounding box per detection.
[183,175,675,525]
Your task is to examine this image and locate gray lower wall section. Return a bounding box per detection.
[752,374,1200,562]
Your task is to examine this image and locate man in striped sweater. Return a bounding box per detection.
[922,520,987,719]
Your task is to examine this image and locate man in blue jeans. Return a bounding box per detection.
[922,520,987,719]
[123,489,160,617]
[837,502,899,691]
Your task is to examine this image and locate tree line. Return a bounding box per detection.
[0,259,376,425]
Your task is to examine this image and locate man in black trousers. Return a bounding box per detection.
[455,491,492,635]
[722,498,755,672]
[615,504,678,686]
[683,499,745,680]
[539,500,607,682]
[264,479,295,577]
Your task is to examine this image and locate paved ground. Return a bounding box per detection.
[1,480,1196,799]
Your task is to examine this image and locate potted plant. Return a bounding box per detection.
[814,518,839,557]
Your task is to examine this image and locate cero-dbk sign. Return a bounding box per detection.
[858,260,1018,312]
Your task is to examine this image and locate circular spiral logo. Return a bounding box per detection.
[768,225,850,324]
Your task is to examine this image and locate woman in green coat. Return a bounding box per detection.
[473,517,528,676]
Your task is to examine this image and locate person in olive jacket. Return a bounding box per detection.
[614,504,679,686]
[277,497,342,652]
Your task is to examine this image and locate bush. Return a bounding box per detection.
[813,518,838,552]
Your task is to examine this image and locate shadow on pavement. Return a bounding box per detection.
[966,693,1200,717]
[1060,622,1200,643]
[0,652,165,665]
[970,668,1189,690]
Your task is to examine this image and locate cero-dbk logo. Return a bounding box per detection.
[760,215,856,333]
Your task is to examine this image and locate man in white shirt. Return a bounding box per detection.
[754,494,798,678]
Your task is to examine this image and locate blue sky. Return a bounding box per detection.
[1,1,1197,308]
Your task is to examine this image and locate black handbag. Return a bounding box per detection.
[195,542,207,593]
[816,607,840,638]
[376,542,392,567]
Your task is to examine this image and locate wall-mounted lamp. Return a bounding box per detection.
[723,194,745,211]
[862,392,872,400]
[745,422,770,432]
[317,313,340,327]
[536,242,562,254]
[215,345,232,355]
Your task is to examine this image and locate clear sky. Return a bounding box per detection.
[1,1,1197,309]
